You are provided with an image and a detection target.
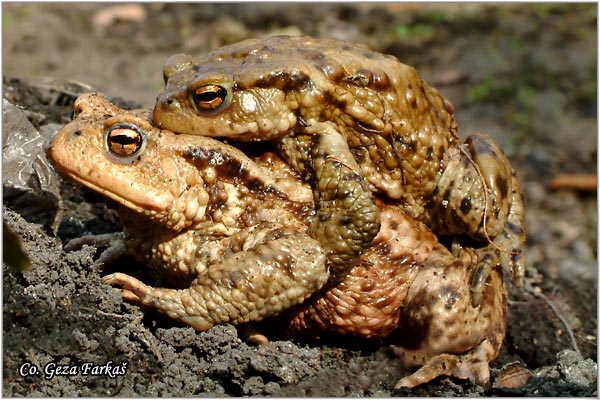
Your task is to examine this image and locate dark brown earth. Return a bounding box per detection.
[2,3,597,396]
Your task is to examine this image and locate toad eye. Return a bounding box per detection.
[192,84,229,112]
[105,123,146,161]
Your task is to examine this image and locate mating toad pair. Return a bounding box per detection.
[48,35,525,388]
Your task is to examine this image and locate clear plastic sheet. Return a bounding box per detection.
[3,98,62,232]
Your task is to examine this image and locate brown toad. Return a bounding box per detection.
[49,93,328,329]
[153,35,525,289]
[49,93,508,388]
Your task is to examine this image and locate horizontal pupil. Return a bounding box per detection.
[111,133,139,145]
[198,91,220,101]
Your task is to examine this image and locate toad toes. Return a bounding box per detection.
[153,35,526,288]
[49,93,509,388]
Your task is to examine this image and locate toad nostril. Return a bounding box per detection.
[72,106,82,120]
[165,99,174,105]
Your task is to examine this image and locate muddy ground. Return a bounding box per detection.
[2,3,597,397]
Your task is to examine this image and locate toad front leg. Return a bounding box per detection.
[103,228,328,331]
[63,232,127,268]
[281,122,381,283]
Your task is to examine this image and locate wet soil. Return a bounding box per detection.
[2,3,597,396]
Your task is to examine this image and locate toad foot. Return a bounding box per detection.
[394,338,496,388]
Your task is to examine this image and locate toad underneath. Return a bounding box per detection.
[49,93,508,389]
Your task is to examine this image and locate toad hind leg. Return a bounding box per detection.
[430,133,526,287]
[102,232,328,331]
[392,244,507,388]
[494,168,526,287]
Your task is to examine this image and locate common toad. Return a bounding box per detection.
[153,35,525,287]
[49,93,328,329]
[49,93,508,388]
